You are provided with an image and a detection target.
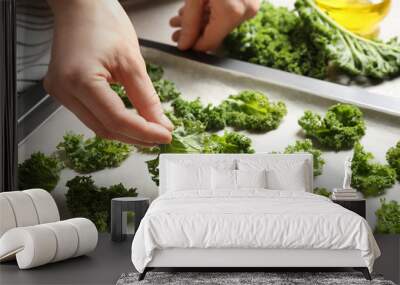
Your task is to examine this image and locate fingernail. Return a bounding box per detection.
[161,114,174,130]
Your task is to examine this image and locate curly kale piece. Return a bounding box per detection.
[172,91,286,133]
[146,62,164,82]
[57,132,132,173]
[313,187,331,198]
[386,141,400,181]
[203,132,255,154]
[226,0,400,80]
[153,79,181,102]
[351,142,396,197]
[284,139,325,176]
[225,2,327,78]
[298,104,365,151]
[66,176,137,232]
[166,112,206,134]
[172,97,226,131]
[296,0,400,79]
[221,90,287,132]
[146,122,254,185]
[18,152,64,192]
[375,199,400,234]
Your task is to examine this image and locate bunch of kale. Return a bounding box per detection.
[351,142,396,197]
[57,132,132,173]
[298,104,366,151]
[66,176,137,232]
[225,0,400,80]
[172,90,287,133]
[18,152,64,192]
[375,199,400,234]
[146,112,255,185]
[386,140,400,181]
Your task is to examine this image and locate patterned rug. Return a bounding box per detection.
[117,272,395,285]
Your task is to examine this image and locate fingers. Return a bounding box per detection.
[194,0,260,52]
[170,16,181,28]
[75,77,172,144]
[171,0,260,52]
[176,0,205,50]
[51,90,157,146]
[117,56,174,133]
[172,30,181,42]
[193,16,232,52]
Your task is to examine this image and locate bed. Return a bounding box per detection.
[131,154,380,281]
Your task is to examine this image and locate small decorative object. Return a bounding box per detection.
[343,156,353,190]
[332,157,358,200]
[111,197,150,242]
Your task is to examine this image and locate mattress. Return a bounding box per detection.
[131,190,380,273]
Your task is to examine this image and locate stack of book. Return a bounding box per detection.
[332,188,358,200]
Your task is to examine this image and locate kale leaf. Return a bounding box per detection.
[57,132,132,173]
[146,62,164,82]
[146,119,254,185]
[225,2,327,78]
[375,199,400,234]
[172,90,287,133]
[221,90,287,132]
[298,103,366,151]
[66,176,137,232]
[313,187,331,198]
[351,142,396,197]
[296,0,400,79]
[202,132,254,154]
[284,139,325,176]
[386,140,400,181]
[225,0,400,80]
[153,79,181,103]
[18,152,64,192]
[172,97,226,131]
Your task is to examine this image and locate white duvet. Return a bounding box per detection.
[131,190,380,273]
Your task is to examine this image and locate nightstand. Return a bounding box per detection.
[111,197,150,242]
[332,199,366,218]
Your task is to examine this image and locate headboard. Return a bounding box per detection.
[159,153,313,195]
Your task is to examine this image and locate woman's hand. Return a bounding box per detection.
[170,0,260,52]
[45,0,173,146]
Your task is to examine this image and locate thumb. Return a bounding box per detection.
[178,0,205,50]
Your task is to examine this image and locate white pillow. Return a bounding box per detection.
[236,169,267,189]
[237,159,309,192]
[266,163,307,191]
[212,168,237,191]
[167,163,212,191]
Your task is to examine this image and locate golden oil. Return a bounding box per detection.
[314,0,391,38]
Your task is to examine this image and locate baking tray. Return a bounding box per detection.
[18,40,400,229]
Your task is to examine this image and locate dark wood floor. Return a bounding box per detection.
[1,233,397,284]
[0,234,134,285]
